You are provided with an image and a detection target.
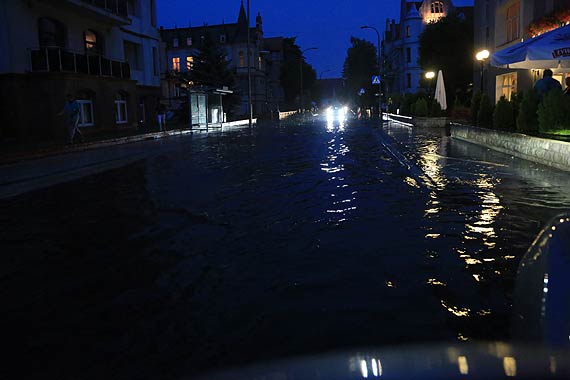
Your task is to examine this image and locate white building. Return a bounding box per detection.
[0,0,162,141]
[382,0,464,94]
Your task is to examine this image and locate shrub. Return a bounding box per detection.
[538,89,570,133]
[510,91,523,123]
[429,99,445,117]
[414,98,429,117]
[493,96,515,131]
[516,88,540,134]
[477,93,493,128]
[470,91,482,124]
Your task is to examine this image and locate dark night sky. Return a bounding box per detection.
[158,0,474,79]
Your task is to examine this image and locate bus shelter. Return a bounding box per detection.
[189,87,233,131]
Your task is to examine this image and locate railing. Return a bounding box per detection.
[29,47,131,79]
[76,0,128,19]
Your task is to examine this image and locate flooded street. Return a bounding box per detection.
[2,119,570,379]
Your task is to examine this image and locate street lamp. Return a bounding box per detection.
[361,25,382,121]
[300,47,317,112]
[425,71,436,98]
[476,49,490,93]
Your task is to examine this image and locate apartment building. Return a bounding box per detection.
[0,0,162,141]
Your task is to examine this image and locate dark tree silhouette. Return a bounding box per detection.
[419,11,474,104]
[342,37,377,108]
[280,37,317,108]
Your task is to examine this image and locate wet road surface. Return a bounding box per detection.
[2,119,570,379]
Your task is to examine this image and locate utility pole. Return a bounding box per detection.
[361,25,382,121]
[247,0,253,127]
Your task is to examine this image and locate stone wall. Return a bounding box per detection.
[450,124,570,173]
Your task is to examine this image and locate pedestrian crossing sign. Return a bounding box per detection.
[372,76,381,85]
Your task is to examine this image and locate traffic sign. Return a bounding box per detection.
[372,75,381,85]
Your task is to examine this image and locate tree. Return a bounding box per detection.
[189,32,238,114]
[419,11,474,106]
[280,38,317,109]
[342,37,377,109]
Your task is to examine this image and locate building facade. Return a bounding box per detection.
[475,0,570,103]
[160,3,281,118]
[382,0,472,95]
[0,0,162,142]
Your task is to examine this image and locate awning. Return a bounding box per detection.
[491,24,570,69]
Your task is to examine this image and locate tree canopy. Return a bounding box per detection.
[280,37,317,108]
[188,32,239,113]
[342,37,377,107]
[419,11,474,103]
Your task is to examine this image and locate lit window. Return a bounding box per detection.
[239,51,245,67]
[496,72,518,101]
[172,57,180,71]
[84,30,101,54]
[186,56,193,71]
[115,93,128,124]
[431,1,444,13]
[173,38,179,48]
[186,37,192,46]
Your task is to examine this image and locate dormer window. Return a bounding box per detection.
[173,38,179,48]
[220,34,227,43]
[431,1,444,14]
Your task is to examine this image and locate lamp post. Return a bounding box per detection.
[361,25,382,121]
[476,49,490,93]
[247,0,252,127]
[425,71,435,98]
[300,47,317,112]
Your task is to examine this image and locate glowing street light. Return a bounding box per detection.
[425,71,436,80]
[476,49,490,92]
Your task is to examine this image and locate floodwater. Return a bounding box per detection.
[2,119,570,379]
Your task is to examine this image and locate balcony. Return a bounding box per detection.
[29,47,131,79]
[41,0,131,25]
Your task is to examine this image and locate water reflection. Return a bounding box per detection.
[321,124,355,224]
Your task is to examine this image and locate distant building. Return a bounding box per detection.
[382,0,472,94]
[160,2,284,117]
[0,0,162,141]
[474,0,570,103]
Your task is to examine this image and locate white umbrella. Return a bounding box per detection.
[491,24,570,69]
[434,70,447,111]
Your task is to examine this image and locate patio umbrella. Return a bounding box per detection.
[491,24,570,69]
[434,70,447,111]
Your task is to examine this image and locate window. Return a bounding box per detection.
[84,30,103,54]
[187,37,193,46]
[406,47,411,63]
[220,34,226,43]
[127,0,137,16]
[173,38,179,48]
[258,56,262,70]
[115,93,128,124]
[150,0,157,26]
[239,51,245,67]
[152,47,159,76]
[186,56,193,71]
[123,41,142,70]
[172,57,180,71]
[406,26,411,37]
[77,98,94,127]
[506,2,520,43]
[38,18,66,48]
[431,1,444,13]
[407,73,412,88]
[139,98,146,122]
[496,72,517,101]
